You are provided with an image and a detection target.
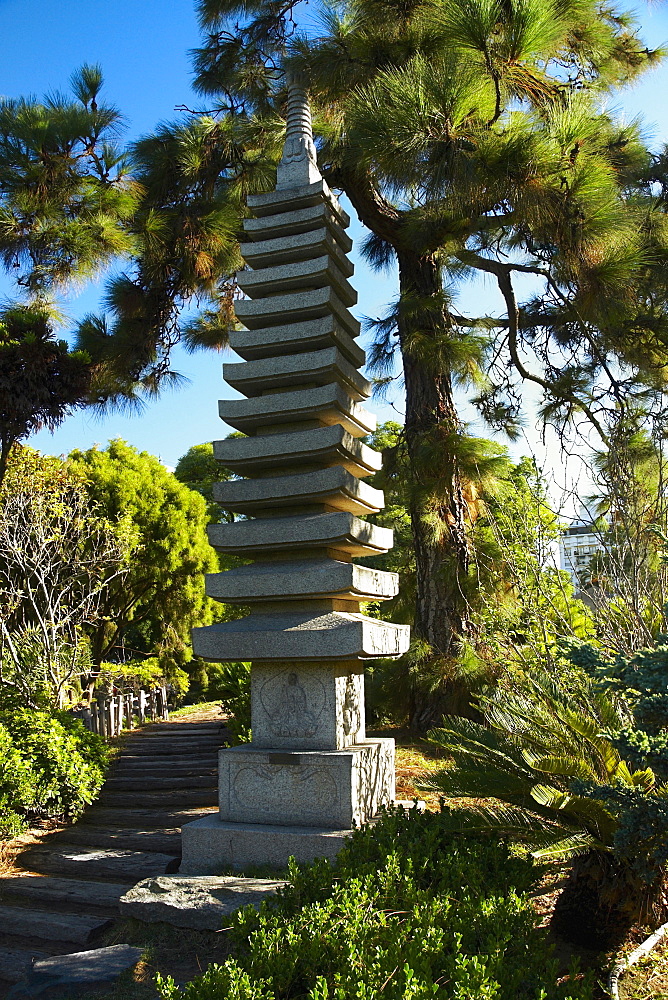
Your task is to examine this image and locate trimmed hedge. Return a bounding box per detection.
[156,808,594,1000]
[0,709,109,837]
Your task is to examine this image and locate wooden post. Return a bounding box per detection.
[138,690,147,725]
[97,695,107,739]
[124,694,133,730]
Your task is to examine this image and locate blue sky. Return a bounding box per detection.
[3,0,668,468]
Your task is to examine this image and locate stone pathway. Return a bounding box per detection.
[0,713,227,995]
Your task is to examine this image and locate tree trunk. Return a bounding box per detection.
[396,252,471,729]
[551,850,668,949]
[0,436,12,491]
[333,173,472,728]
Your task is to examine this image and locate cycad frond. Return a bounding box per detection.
[532,832,599,861]
[525,754,598,782]
[428,670,661,860]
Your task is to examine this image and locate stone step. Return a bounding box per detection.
[110,760,219,773]
[0,945,46,983]
[206,558,399,605]
[208,511,392,559]
[102,775,217,791]
[81,807,216,829]
[0,943,144,993]
[0,905,110,945]
[18,844,178,881]
[110,760,218,775]
[120,728,220,740]
[115,744,222,757]
[99,788,218,808]
[223,346,369,401]
[234,286,358,337]
[63,825,182,854]
[193,609,411,662]
[136,722,224,732]
[212,466,383,518]
[120,728,223,740]
[120,734,224,746]
[111,752,218,766]
[213,425,380,479]
[229,314,363,366]
[0,876,130,912]
[219,382,374,438]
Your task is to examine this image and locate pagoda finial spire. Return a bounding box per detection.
[276,78,321,190]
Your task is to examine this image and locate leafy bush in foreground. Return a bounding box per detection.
[0,709,109,837]
[156,809,593,1000]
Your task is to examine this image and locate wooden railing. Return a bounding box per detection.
[71,686,169,738]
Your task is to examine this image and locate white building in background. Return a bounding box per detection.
[559,503,607,588]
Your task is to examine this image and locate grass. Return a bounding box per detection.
[168,702,225,720]
[369,726,448,811]
[76,918,234,999]
[619,938,668,998]
[395,742,447,810]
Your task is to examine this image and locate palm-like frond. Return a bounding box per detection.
[524,754,598,782]
[427,671,665,861]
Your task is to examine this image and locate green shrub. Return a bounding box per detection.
[206,661,251,743]
[97,658,190,704]
[0,726,34,836]
[0,709,109,837]
[156,809,593,1000]
[567,639,668,776]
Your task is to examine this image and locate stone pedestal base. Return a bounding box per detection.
[251,661,365,750]
[179,815,352,873]
[218,738,394,829]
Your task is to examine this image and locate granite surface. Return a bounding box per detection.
[120,875,286,930]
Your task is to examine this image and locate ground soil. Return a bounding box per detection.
[620,938,668,998]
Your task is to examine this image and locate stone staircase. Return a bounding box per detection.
[0,717,226,993]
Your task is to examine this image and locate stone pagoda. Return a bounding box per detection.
[180,84,410,873]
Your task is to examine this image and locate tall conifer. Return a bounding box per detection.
[91,2,668,722]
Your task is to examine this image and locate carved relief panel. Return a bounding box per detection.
[251,662,365,750]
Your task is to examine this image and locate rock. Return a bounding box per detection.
[119,875,287,930]
[6,944,143,998]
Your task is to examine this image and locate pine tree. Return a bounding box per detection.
[0,66,139,480]
[89,1,668,723]
[0,64,136,293]
[0,306,91,487]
